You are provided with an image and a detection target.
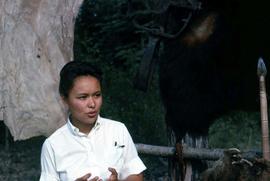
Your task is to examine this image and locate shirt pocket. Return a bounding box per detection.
[104,144,124,169]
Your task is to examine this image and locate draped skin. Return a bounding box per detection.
[0,0,84,140]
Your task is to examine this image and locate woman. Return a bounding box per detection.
[40,61,146,181]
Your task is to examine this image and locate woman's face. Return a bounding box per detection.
[63,75,102,134]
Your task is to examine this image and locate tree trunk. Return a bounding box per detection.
[0,0,84,140]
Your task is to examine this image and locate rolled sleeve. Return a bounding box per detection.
[120,156,146,179]
[119,125,146,180]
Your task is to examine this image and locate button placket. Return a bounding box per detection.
[85,136,95,167]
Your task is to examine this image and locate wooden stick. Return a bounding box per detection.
[257,57,270,160]
[135,143,261,161]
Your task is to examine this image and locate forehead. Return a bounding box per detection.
[71,75,101,92]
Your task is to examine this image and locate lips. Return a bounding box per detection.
[87,111,97,118]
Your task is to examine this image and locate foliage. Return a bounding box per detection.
[209,111,262,150]
[74,0,144,68]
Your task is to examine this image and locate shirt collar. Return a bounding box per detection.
[67,115,102,137]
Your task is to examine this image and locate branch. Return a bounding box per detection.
[132,12,192,39]
[128,0,201,18]
[135,143,262,161]
[128,0,198,39]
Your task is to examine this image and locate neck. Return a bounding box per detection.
[69,116,96,134]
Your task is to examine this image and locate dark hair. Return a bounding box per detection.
[59,61,102,98]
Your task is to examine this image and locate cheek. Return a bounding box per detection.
[97,98,103,108]
[69,101,86,112]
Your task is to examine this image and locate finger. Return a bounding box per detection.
[108,167,118,181]
[108,167,118,176]
[75,173,91,181]
[90,176,100,181]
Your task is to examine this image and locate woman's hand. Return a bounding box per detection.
[107,167,118,181]
[107,168,144,181]
[75,167,120,181]
[75,173,101,181]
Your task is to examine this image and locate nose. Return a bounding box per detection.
[87,97,95,108]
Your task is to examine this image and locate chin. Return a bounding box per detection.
[87,117,98,124]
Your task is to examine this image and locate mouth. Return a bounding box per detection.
[86,112,97,118]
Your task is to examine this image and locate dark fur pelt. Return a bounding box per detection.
[201,148,270,181]
[159,0,270,138]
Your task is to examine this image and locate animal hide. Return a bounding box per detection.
[0,0,84,140]
[201,148,270,181]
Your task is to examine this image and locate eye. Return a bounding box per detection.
[94,92,102,98]
[77,95,87,100]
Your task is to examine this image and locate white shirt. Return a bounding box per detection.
[40,116,146,181]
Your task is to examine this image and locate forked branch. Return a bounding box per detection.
[128,0,201,39]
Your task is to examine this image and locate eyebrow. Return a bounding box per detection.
[92,91,102,95]
[76,91,101,96]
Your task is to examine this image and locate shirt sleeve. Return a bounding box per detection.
[39,139,60,181]
[119,125,146,180]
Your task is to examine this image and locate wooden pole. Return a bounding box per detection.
[135,143,261,161]
[257,57,270,161]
